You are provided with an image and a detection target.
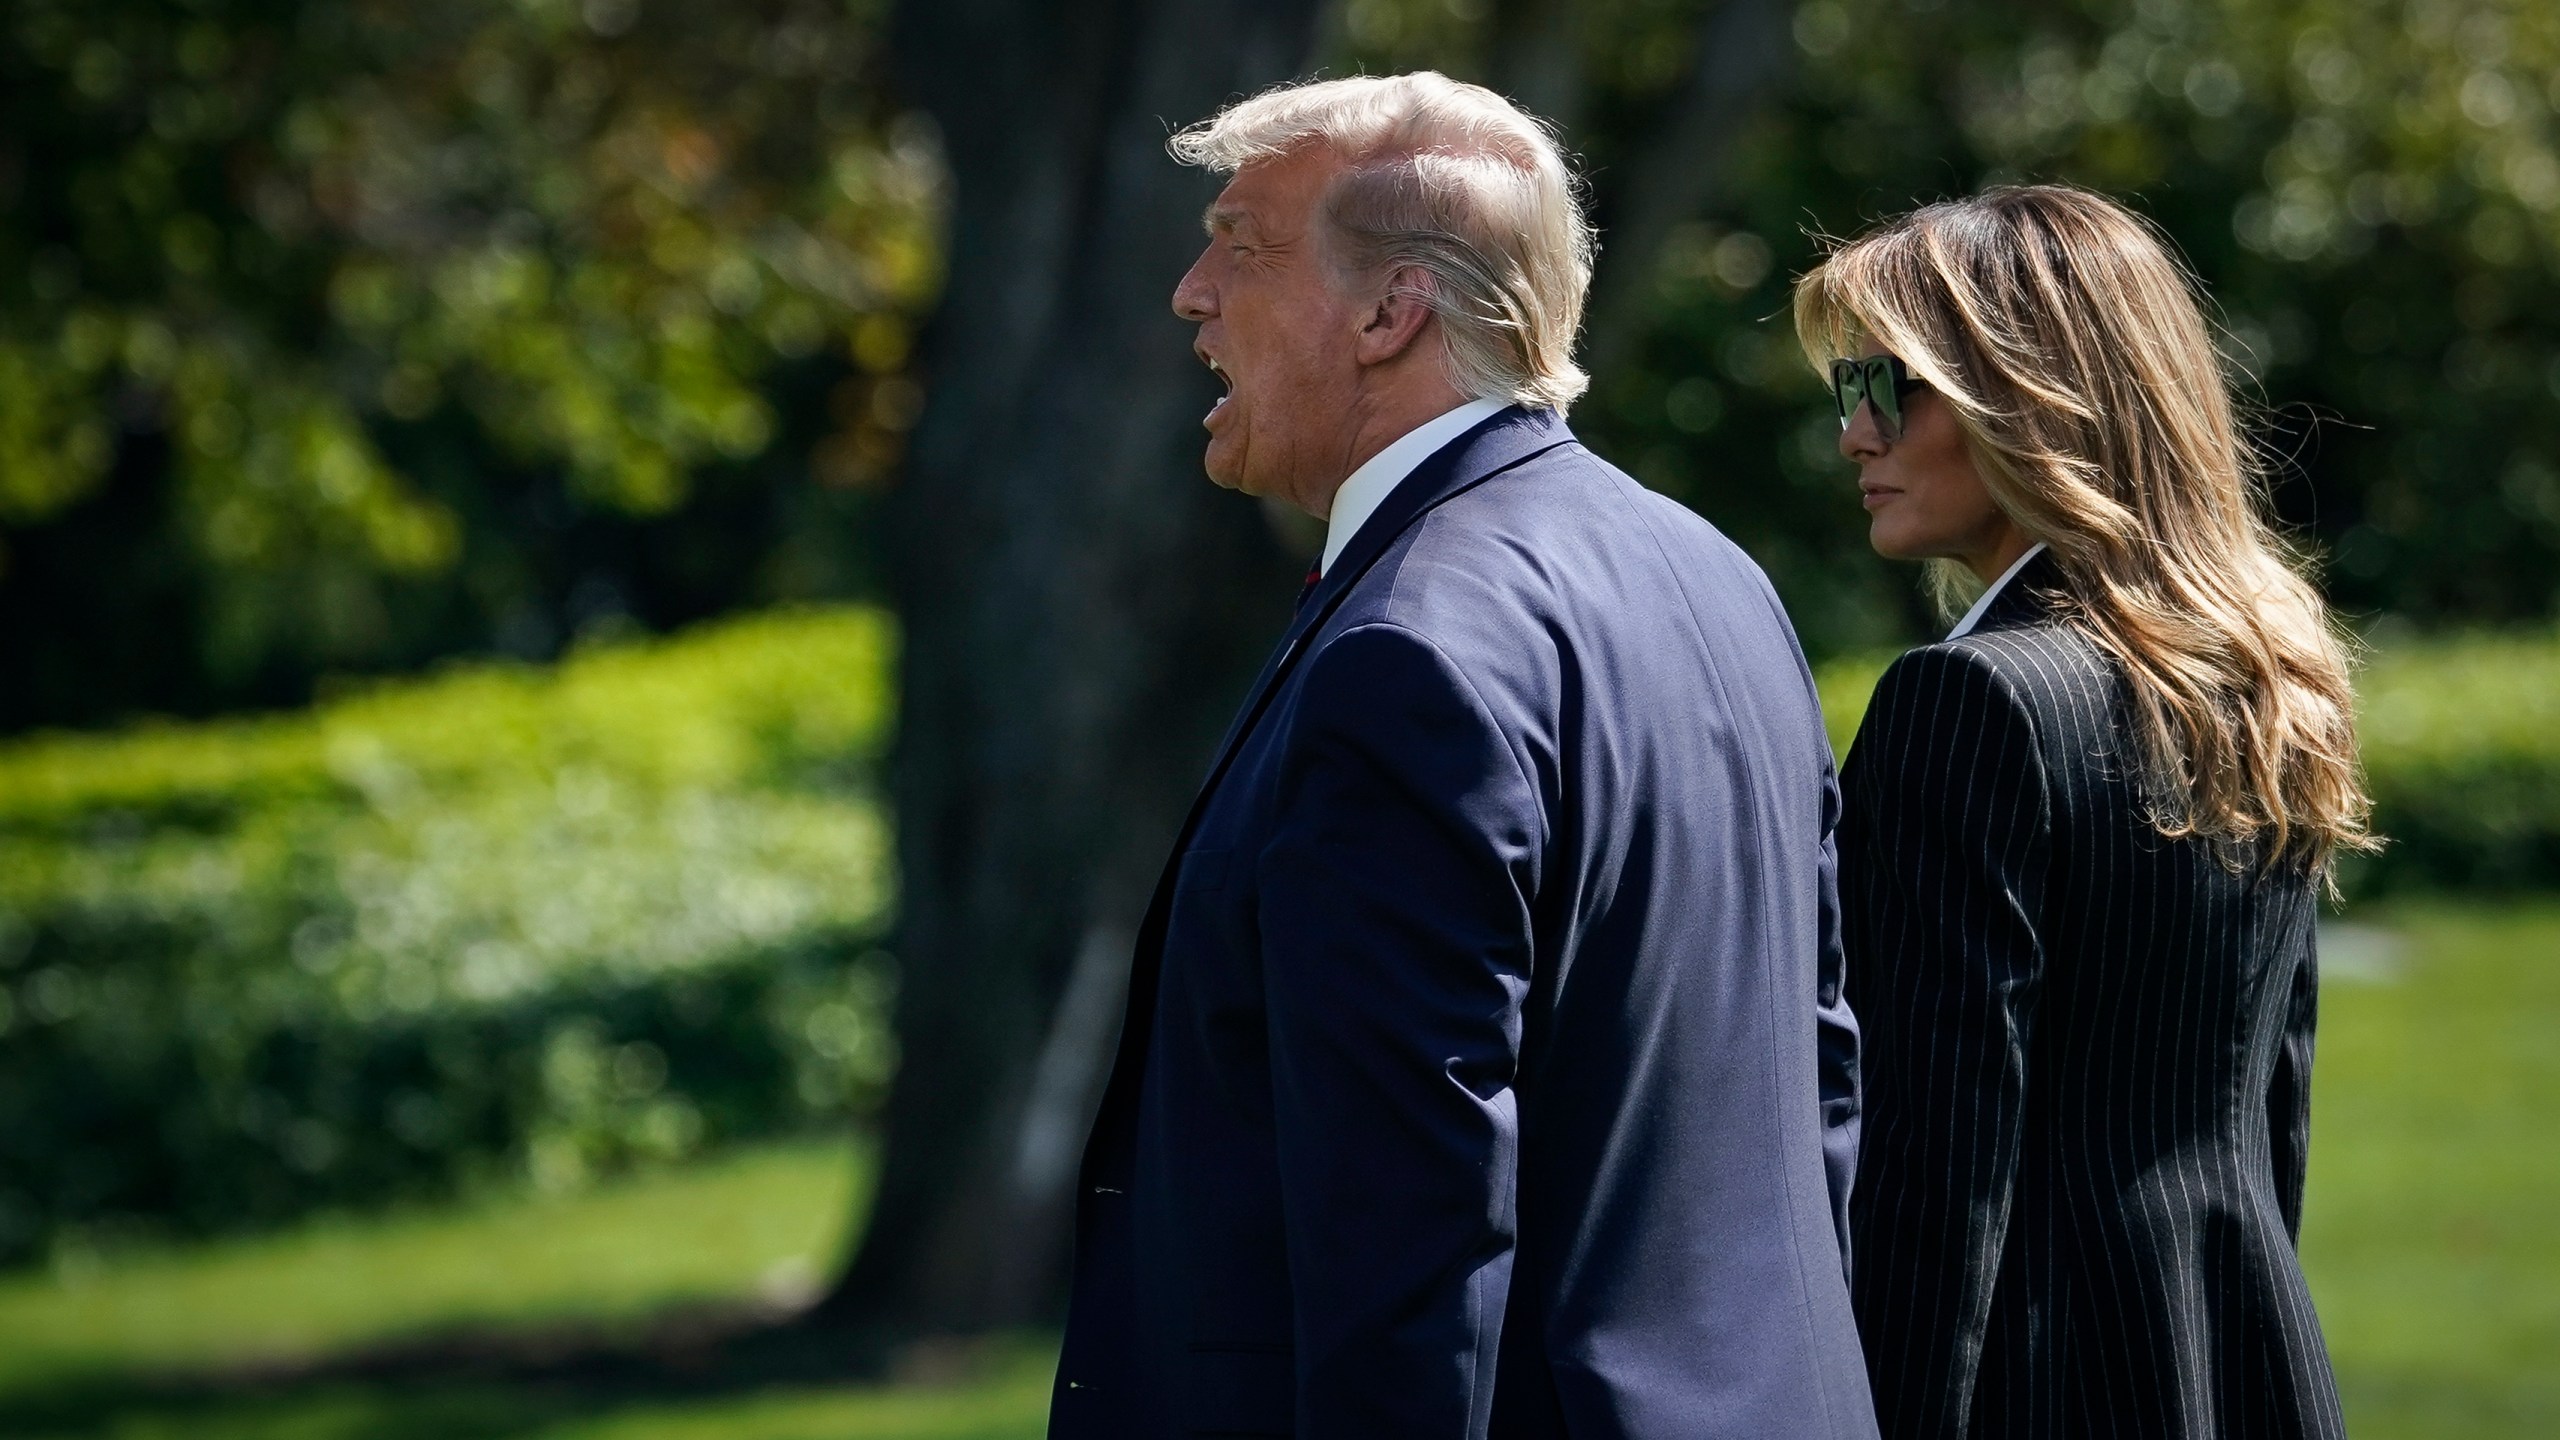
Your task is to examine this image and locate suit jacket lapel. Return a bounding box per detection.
[1973,549,2064,635]
[1083,406,1575,1187]
[1197,404,1571,776]
[1305,404,1569,624]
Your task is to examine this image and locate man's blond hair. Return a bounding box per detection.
[1171,72,1594,412]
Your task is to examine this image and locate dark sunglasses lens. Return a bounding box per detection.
[1830,360,1864,427]
[1865,357,1903,437]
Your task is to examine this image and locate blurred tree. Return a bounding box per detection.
[811,0,1324,1336]
[0,0,937,728]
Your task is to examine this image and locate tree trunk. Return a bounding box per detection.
[815,0,1323,1335]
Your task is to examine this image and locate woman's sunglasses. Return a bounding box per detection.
[1830,354,1926,440]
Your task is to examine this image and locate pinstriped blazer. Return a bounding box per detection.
[1838,553,2345,1440]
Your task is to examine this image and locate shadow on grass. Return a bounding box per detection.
[0,1304,1037,1440]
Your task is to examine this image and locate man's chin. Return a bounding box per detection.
[1201,438,1250,493]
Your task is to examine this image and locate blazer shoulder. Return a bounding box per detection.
[1392,438,1732,584]
[1862,640,2022,742]
[1415,434,1617,526]
[1859,623,2124,801]
[1845,638,2067,824]
[1355,449,1603,610]
[1928,620,2113,723]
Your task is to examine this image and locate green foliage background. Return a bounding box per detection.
[1340,0,2560,656]
[12,0,2560,720]
[0,0,936,727]
[0,609,896,1269]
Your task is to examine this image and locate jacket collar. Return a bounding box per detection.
[1295,404,1570,634]
[1968,546,2065,635]
[1195,405,1572,783]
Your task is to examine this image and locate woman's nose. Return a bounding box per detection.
[1838,402,1889,462]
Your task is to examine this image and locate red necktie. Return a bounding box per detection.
[1296,563,1321,610]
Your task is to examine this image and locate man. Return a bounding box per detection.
[1052,73,1875,1440]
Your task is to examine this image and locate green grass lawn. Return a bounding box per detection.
[0,1140,870,1393]
[0,1140,1053,1440]
[0,904,2549,1439]
[2301,901,2560,1438]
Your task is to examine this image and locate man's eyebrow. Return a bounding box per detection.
[1202,204,1246,236]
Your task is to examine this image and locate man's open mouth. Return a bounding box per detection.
[1205,356,1232,419]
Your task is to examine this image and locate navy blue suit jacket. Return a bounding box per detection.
[1051,408,1877,1440]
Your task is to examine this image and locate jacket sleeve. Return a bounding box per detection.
[1840,646,2051,1440]
[1258,620,1544,1440]
[1816,757,1862,1274]
[2268,932,2320,1240]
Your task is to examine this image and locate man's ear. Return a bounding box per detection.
[1353,270,1436,367]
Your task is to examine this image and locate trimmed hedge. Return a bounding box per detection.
[2350,631,2560,893]
[0,610,896,1269]
[1814,629,2560,897]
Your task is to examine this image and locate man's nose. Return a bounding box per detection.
[1838,403,1888,462]
[1172,251,1216,322]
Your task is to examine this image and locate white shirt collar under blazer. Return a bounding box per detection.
[1945,541,2050,640]
[1317,398,1510,577]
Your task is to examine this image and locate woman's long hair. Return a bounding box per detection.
[1794,184,2374,873]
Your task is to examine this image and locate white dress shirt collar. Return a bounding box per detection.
[1317,398,1509,576]
[1946,542,2049,640]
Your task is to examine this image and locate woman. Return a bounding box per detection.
[1797,185,2372,1439]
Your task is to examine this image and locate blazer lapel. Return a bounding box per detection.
[1972,549,2064,635]
[1083,405,1575,1185]
[1197,405,1572,775]
[1305,405,1569,624]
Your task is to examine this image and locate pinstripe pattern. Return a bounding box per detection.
[1840,554,2346,1440]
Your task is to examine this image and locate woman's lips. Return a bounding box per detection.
[1860,486,1899,510]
